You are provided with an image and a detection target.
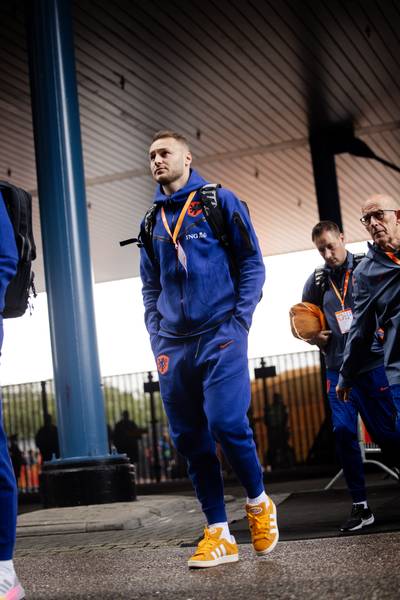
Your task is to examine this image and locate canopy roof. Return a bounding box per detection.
[1,0,399,290]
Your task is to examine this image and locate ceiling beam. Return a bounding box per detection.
[28,119,400,196]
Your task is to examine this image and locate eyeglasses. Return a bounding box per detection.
[360,209,398,226]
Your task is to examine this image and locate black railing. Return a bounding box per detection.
[2,379,57,493]
[1,350,327,493]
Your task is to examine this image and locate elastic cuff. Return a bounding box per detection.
[245,481,264,500]
[0,546,14,561]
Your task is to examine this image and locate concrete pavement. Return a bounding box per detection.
[16,533,400,599]
[14,476,400,599]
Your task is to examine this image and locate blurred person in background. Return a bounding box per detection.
[35,414,59,462]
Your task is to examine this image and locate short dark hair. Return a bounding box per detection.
[311,221,342,241]
[151,130,190,149]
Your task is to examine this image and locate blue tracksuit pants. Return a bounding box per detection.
[0,320,18,560]
[327,366,400,503]
[154,316,264,524]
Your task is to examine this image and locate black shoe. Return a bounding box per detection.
[339,504,375,532]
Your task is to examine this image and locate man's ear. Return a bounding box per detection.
[185,151,192,167]
[339,232,345,244]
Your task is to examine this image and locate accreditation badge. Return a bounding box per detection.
[335,308,353,334]
[176,241,188,274]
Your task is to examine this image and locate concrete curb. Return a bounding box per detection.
[16,492,290,538]
[16,495,199,537]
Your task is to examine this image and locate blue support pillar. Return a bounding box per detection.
[26,0,135,506]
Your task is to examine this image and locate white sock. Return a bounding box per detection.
[354,501,368,509]
[0,559,14,575]
[247,491,270,507]
[208,521,233,542]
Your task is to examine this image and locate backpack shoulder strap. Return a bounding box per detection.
[143,203,159,239]
[314,266,328,306]
[140,203,159,262]
[119,203,159,264]
[312,253,365,306]
[198,183,252,287]
[198,184,229,248]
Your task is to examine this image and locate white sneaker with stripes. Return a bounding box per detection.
[0,569,25,600]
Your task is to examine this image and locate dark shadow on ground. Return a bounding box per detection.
[229,485,400,543]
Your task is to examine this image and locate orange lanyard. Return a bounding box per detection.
[385,252,400,265]
[161,191,196,249]
[329,270,351,309]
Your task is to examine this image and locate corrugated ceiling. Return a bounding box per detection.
[0,0,399,291]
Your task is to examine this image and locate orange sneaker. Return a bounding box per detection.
[246,497,279,555]
[188,526,239,568]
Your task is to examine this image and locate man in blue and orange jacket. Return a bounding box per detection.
[0,190,25,599]
[338,194,400,418]
[140,130,277,568]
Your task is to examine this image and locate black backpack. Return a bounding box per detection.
[120,184,251,267]
[0,181,37,318]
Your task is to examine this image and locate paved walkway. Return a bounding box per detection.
[16,493,263,553]
[14,476,400,599]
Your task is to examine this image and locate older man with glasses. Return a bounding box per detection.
[337,194,400,422]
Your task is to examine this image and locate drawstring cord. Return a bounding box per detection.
[195,335,202,359]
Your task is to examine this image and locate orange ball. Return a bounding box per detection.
[289,302,327,341]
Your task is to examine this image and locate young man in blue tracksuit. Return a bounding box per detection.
[303,221,400,533]
[338,194,400,420]
[0,191,25,599]
[140,130,278,568]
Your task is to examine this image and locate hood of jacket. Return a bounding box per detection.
[153,169,208,204]
[366,242,400,269]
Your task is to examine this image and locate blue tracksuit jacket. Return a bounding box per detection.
[140,169,265,338]
[339,243,400,388]
[302,251,383,372]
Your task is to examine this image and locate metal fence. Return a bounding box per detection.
[1,350,327,493]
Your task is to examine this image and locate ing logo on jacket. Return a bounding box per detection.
[185,231,207,241]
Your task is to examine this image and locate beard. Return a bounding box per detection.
[155,167,186,189]
[156,172,173,184]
